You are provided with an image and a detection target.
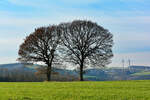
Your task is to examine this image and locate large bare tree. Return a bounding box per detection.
[60,20,113,81]
[18,25,61,81]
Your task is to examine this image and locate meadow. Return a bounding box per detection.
[0,80,150,100]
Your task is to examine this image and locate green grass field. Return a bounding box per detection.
[0,80,150,100]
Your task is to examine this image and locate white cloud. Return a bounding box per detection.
[7,0,44,6]
[1,12,150,53]
[109,52,150,67]
[0,38,23,57]
[0,56,18,64]
[0,38,23,46]
[60,0,99,4]
[7,0,99,6]
[120,0,149,3]
[0,0,150,65]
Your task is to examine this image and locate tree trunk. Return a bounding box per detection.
[46,51,54,81]
[80,61,84,81]
[47,66,51,81]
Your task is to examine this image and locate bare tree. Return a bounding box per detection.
[18,25,62,81]
[60,20,113,81]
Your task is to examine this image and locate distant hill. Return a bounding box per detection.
[0,63,38,72]
[0,63,150,81]
[0,63,24,69]
[129,65,150,70]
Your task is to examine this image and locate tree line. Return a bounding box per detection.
[0,67,78,82]
[18,20,113,81]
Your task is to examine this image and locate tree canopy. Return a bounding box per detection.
[60,20,113,81]
[18,20,113,81]
[18,25,62,81]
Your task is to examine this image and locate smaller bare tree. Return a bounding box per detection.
[18,25,62,81]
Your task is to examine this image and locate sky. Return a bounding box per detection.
[0,0,150,67]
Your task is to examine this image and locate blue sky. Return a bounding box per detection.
[0,0,150,67]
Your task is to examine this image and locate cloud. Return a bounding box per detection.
[60,0,99,4]
[0,0,149,66]
[0,56,18,64]
[7,0,44,6]
[109,52,150,67]
[120,0,149,3]
[0,38,23,56]
[0,11,150,53]
[7,0,100,6]
[95,16,150,53]
[0,37,22,46]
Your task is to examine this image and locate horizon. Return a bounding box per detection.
[0,62,150,69]
[0,0,150,67]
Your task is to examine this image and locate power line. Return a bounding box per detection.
[122,59,125,80]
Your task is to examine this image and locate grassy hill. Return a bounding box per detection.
[0,80,150,100]
[131,71,150,76]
